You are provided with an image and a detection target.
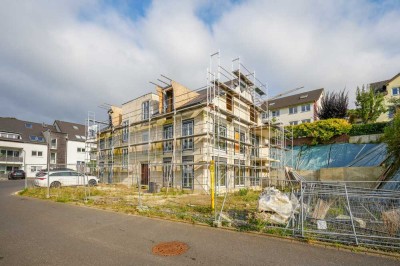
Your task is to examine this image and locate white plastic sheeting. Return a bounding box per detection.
[257,187,299,224]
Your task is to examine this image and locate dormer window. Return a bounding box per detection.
[239,81,247,92]
[1,132,21,140]
[142,101,150,120]
[299,94,308,99]
[25,123,32,128]
[28,135,44,142]
[164,90,174,113]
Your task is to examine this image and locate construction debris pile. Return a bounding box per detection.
[256,187,299,225]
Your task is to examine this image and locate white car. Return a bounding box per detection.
[34,170,99,188]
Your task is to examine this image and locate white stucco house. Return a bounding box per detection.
[0,117,90,177]
[0,117,48,177]
[263,88,324,126]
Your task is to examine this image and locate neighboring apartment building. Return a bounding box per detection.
[263,88,324,126]
[98,73,279,192]
[0,117,90,177]
[369,73,400,122]
[53,120,87,169]
[0,117,48,177]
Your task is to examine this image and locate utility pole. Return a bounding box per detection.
[46,130,50,198]
[23,150,27,189]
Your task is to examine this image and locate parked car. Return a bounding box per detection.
[35,168,74,177]
[34,170,99,188]
[8,170,26,180]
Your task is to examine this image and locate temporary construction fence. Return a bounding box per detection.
[297,181,400,249]
[286,143,388,170]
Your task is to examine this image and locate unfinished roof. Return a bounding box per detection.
[177,88,208,109]
[0,117,47,145]
[54,120,86,142]
[264,88,324,110]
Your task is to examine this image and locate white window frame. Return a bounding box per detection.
[289,121,298,125]
[271,110,280,117]
[234,160,246,186]
[163,157,173,187]
[122,120,129,143]
[182,156,194,189]
[51,138,57,149]
[392,87,399,96]
[289,106,298,115]
[301,104,311,112]
[30,166,42,172]
[182,120,194,150]
[142,100,150,120]
[214,124,227,151]
[163,124,173,152]
[50,152,57,164]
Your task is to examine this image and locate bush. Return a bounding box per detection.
[382,113,400,162]
[287,119,351,145]
[349,122,389,136]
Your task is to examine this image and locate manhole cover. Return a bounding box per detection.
[152,241,189,256]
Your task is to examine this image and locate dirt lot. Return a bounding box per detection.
[20,184,262,228]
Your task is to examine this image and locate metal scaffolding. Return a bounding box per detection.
[90,52,292,196]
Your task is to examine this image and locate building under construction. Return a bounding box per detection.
[92,55,290,193]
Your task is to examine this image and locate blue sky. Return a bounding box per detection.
[0,0,400,124]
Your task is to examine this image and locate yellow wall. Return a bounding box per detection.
[377,74,400,122]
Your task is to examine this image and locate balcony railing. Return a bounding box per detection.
[0,156,23,163]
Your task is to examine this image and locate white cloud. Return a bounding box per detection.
[0,0,399,124]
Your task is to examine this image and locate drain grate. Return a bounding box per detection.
[152,241,189,256]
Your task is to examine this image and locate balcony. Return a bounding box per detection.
[0,156,23,163]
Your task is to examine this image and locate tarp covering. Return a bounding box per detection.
[347,143,388,167]
[381,167,400,191]
[286,143,387,170]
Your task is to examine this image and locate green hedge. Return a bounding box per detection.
[348,122,389,136]
[286,119,352,145]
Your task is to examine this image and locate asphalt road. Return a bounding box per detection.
[0,180,398,266]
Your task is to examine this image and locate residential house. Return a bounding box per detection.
[97,73,280,192]
[263,88,324,126]
[54,120,88,171]
[369,73,400,122]
[0,117,48,177]
[0,117,90,177]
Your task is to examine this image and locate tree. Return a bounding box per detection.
[355,85,386,124]
[317,89,348,120]
[388,97,400,118]
[383,113,400,163]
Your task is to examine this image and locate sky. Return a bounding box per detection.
[1,0,400,125]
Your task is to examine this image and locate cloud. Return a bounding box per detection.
[0,0,399,124]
